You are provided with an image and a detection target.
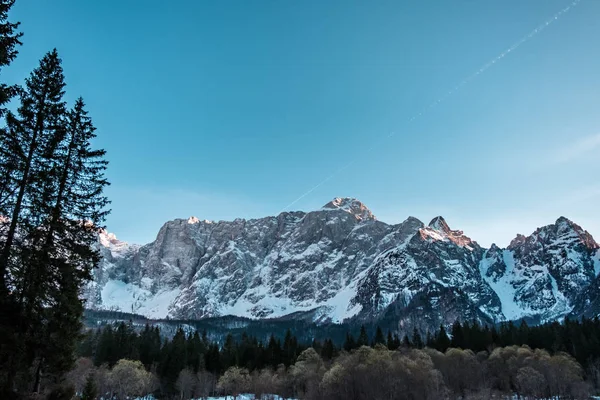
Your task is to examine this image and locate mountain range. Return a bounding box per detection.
[85,197,600,333]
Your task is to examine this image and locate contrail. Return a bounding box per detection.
[279,0,582,214]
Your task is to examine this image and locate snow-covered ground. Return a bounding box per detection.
[132,395,293,400]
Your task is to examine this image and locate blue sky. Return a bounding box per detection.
[6,0,599,247]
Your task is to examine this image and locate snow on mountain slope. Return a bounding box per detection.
[480,217,598,322]
[99,279,180,319]
[480,248,528,321]
[86,200,599,331]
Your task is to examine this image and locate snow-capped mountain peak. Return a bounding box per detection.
[86,201,599,333]
[419,216,476,249]
[321,197,376,221]
[554,217,599,250]
[508,234,527,250]
[187,216,200,224]
[97,229,139,258]
[428,216,451,232]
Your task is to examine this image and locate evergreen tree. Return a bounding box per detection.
[0,45,109,394]
[518,319,529,345]
[357,325,369,347]
[343,332,356,352]
[139,324,161,368]
[187,330,205,372]
[0,0,22,220]
[77,331,94,359]
[402,334,411,348]
[425,331,434,348]
[321,339,335,360]
[222,333,238,369]
[469,319,485,351]
[450,320,464,348]
[204,343,221,374]
[0,0,21,107]
[95,325,116,367]
[282,329,298,366]
[31,93,108,391]
[265,334,281,369]
[0,50,69,391]
[386,331,394,350]
[80,373,97,400]
[372,326,385,347]
[435,325,451,352]
[160,328,188,389]
[412,328,423,349]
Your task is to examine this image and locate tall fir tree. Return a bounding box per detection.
[386,331,394,350]
[0,49,68,392]
[0,1,21,395]
[80,373,97,400]
[412,327,423,349]
[372,326,385,347]
[282,328,298,366]
[435,325,451,352]
[0,0,21,114]
[343,332,356,352]
[450,320,464,348]
[27,94,108,392]
[357,325,369,347]
[0,0,22,220]
[0,50,109,394]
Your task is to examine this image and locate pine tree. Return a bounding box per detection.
[282,329,297,366]
[80,373,97,400]
[450,320,464,348]
[187,330,205,372]
[30,94,108,391]
[402,334,411,348]
[321,339,334,360]
[343,332,356,352]
[0,0,22,115]
[357,325,369,347]
[265,334,281,369]
[222,333,238,368]
[0,0,22,221]
[0,44,109,392]
[412,328,423,349]
[0,49,67,279]
[372,326,385,347]
[435,325,451,352]
[204,343,222,374]
[425,331,434,348]
[161,327,188,390]
[95,325,116,367]
[0,49,68,392]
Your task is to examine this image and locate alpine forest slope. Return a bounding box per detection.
[86,197,600,333]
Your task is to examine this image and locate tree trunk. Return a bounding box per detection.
[33,357,43,393]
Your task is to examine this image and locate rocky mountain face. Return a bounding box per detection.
[85,198,600,333]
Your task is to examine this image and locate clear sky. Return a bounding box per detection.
[6,0,599,247]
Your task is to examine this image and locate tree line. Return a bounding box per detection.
[70,317,600,399]
[0,0,111,397]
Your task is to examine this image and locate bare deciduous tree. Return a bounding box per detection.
[176,367,197,400]
[217,366,250,400]
[195,369,217,399]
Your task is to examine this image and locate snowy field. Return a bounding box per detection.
[132,395,293,400]
[128,396,600,400]
[131,395,600,400]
